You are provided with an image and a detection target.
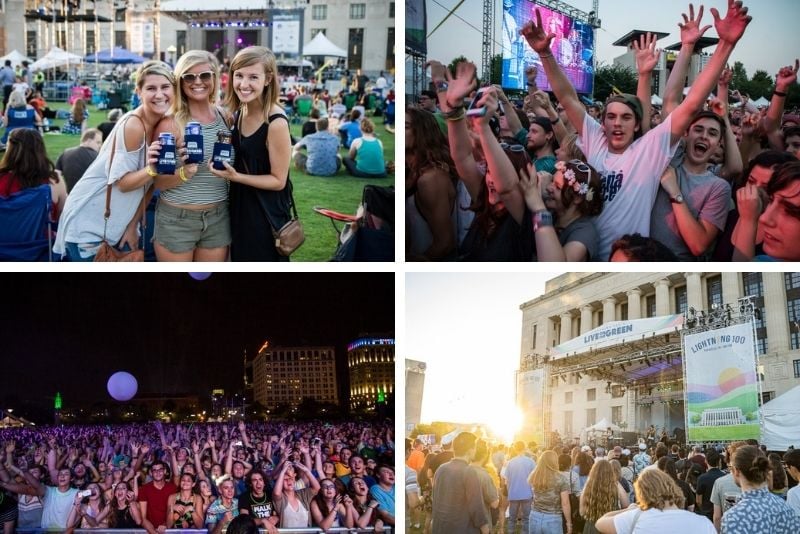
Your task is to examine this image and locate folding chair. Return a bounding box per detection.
[0,184,54,261]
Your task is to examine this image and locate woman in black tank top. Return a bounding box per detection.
[210,46,294,261]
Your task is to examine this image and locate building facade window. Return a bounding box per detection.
[312,5,327,20]
[385,27,395,70]
[349,3,366,19]
[620,303,628,321]
[646,294,656,318]
[586,408,596,426]
[611,405,623,424]
[389,2,395,18]
[707,275,722,309]
[786,273,800,350]
[565,391,572,404]
[587,388,596,402]
[675,286,688,314]
[531,324,537,349]
[742,272,767,354]
[564,411,573,436]
[761,391,775,404]
[794,359,800,379]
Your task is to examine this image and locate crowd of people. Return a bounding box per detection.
[0,419,395,532]
[407,433,800,534]
[407,1,800,261]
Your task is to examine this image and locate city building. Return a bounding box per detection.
[405,359,426,436]
[251,340,338,410]
[347,336,394,412]
[517,272,800,444]
[1,1,394,76]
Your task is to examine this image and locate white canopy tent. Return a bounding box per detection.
[0,50,32,66]
[761,385,800,450]
[586,418,622,433]
[302,32,347,57]
[30,47,83,70]
[753,96,770,108]
[651,94,663,106]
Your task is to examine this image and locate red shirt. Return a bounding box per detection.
[138,481,178,528]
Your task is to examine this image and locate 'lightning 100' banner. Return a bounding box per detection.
[684,322,760,442]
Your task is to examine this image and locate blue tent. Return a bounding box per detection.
[85,47,146,64]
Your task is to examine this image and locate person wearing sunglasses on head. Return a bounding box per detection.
[151,50,233,262]
[519,158,603,261]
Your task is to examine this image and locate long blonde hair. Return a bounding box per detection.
[172,50,220,131]
[634,468,685,510]
[581,459,618,523]
[71,98,86,124]
[528,450,561,493]
[223,46,282,126]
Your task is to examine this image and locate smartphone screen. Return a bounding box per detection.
[466,87,488,117]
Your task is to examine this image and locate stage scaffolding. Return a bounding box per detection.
[520,297,760,447]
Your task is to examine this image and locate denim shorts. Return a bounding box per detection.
[153,200,231,253]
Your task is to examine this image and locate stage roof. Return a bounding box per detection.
[160,0,276,23]
[25,11,112,23]
[664,36,720,53]
[613,30,670,47]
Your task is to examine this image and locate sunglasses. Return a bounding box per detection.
[568,159,591,174]
[321,484,336,489]
[181,71,215,83]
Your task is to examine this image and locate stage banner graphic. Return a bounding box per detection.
[406,0,427,55]
[501,0,595,93]
[551,314,684,359]
[518,369,545,445]
[684,322,760,442]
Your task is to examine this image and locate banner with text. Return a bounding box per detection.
[684,321,760,442]
[551,315,684,359]
[517,368,545,445]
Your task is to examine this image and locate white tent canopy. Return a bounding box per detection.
[586,418,622,433]
[302,32,347,57]
[761,385,800,450]
[30,47,83,70]
[0,50,32,66]
[651,94,663,106]
[753,96,770,108]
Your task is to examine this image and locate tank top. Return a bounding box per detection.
[112,505,137,528]
[354,137,385,175]
[281,498,309,528]
[229,112,292,261]
[161,109,232,205]
[172,496,196,528]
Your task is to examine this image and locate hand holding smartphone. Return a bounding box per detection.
[466,87,490,117]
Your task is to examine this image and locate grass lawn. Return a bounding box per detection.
[687,424,761,441]
[42,102,395,262]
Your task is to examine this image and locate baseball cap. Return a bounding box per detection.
[530,116,554,134]
[605,93,643,122]
[622,448,631,456]
[581,445,591,452]
[639,443,647,451]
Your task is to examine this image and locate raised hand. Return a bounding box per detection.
[776,59,800,91]
[737,183,762,222]
[711,0,752,45]
[520,9,555,54]
[633,32,660,75]
[475,87,499,126]
[526,65,539,87]
[708,98,727,118]
[679,3,712,46]
[444,61,478,109]
[424,60,448,85]
[518,164,547,213]
[719,65,733,86]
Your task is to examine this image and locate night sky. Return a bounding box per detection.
[1,273,394,417]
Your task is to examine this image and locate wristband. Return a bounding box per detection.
[532,210,554,232]
[179,167,188,182]
[145,166,158,177]
[774,90,787,98]
[435,81,449,93]
[444,107,465,121]
[538,52,553,59]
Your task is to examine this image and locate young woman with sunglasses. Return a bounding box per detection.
[519,158,603,261]
[310,478,353,530]
[151,50,233,261]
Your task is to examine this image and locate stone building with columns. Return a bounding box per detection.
[517,272,800,444]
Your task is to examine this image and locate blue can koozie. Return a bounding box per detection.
[184,122,204,164]
[212,130,233,170]
[157,132,176,174]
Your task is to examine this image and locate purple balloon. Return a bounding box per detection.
[107,372,138,401]
[189,273,212,281]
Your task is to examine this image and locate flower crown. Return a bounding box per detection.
[555,160,594,202]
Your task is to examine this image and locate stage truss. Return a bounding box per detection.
[520,296,760,446]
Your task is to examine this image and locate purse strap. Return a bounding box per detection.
[234,110,299,231]
[102,113,150,242]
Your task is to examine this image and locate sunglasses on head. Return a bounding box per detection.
[568,159,591,174]
[181,71,215,83]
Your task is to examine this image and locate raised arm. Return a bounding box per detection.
[763,60,799,148]
[670,0,752,143]
[475,88,526,224]
[663,4,712,117]
[710,97,743,180]
[521,10,586,135]
[633,32,661,134]
[428,60,484,199]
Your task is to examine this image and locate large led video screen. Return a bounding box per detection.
[501,0,594,94]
